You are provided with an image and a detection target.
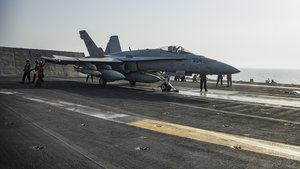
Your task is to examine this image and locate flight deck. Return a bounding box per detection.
[0,77,299,169]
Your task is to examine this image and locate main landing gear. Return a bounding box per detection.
[99,78,107,86]
[129,81,136,86]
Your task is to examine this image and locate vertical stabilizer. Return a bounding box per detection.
[105,36,122,54]
[79,30,104,57]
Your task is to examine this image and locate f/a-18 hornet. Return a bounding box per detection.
[42,30,240,91]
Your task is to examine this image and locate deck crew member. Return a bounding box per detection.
[216,74,223,86]
[200,74,208,92]
[227,74,232,87]
[35,61,45,87]
[22,59,31,84]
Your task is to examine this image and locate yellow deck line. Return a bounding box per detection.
[129,119,300,161]
[12,92,300,162]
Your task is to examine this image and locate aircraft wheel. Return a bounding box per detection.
[161,83,170,92]
[181,76,185,82]
[129,81,136,86]
[99,78,107,86]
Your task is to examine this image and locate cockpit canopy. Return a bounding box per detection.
[160,46,193,54]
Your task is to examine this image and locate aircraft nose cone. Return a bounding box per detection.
[211,61,240,74]
[230,66,240,74]
[223,63,240,74]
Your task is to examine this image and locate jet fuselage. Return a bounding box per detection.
[109,49,239,75]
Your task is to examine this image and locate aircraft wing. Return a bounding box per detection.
[42,55,123,65]
[42,55,188,66]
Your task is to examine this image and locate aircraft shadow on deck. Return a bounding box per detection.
[0,79,209,105]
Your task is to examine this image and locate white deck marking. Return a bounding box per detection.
[178,90,300,108]
[0,90,19,95]
[23,96,130,123]
[171,102,300,125]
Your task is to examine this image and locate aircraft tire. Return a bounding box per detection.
[180,76,185,82]
[99,78,107,86]
[129,81,136,86]
[161,83,169,92]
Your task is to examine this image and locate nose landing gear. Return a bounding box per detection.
[160,78,179,92]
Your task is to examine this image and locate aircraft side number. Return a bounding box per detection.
[192,58,202,63]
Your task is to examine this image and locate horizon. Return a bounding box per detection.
[1,45,300,71]
[1,0,300,69]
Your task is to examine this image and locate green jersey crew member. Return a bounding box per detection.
[22,59,31,84]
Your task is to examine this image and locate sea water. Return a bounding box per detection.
[208,68,300,85]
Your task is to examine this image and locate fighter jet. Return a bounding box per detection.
[42,30,239,91]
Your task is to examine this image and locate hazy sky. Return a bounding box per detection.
[1,0,300,69]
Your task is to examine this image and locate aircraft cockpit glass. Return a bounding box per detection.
[160,46,193,54]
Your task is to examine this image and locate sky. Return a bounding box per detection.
[1,0,300,69]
